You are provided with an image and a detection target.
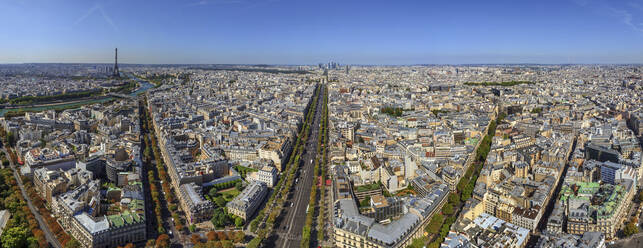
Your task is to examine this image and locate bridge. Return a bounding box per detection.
[107,93,136,100]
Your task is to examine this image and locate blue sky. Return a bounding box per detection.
[1,0,642,64]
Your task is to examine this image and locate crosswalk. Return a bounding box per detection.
[275,231,302,241]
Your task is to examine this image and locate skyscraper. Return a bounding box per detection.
[113,48,119,77]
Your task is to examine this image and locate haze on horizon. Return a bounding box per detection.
[1,0,643,65]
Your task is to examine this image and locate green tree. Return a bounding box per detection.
[235,217,244,227]
[144,146,152,160]
[448,193,460,205]
[27,237,39,248]
[1,226,29,248]
[214,196,226,208]
[531,107,543,114]
[442,203,454,215]
[247,237,262,248]
[211,209,229,228]
[189,224,197,233]
[64,239,82,248]
[6,132,16,147]
[426,213,443,234]
[428,241,441,248]
[408,237,428,248]
[221,240,233,248]
[235,181,243,191]
[359,196,371,207]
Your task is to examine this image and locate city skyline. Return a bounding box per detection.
[1,0,643,64]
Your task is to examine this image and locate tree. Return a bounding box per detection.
[146,239,156,248]
[6,132,16,147]
[211,209,229,228]
[233,231,245,243]
[442,203,454,216]
[169,204,178,212]
[428,241,441,248]
[124,243,135,248]
[426,213,443,234]
[235,217,244,227]
[235,181,244,191]
[247,237,262,248]
[440,223,450,237]
[408,237,428,248]
[1,226,29,248]
[214,196,226,208]
[359,196,371,207]
[27,237,39,248]
[156,234,170,248]
[207,231,218,241]
[448,193,460,205]
[64,239,82,248]
[189,224,197,232]
[190,234,202,244]
[221,240,234,248]
[144,147,151,160]
[638,190,643,202]
[216,231,228,241]
[624,220,639,236]
[531,107,543,114]
[209,187,218,197]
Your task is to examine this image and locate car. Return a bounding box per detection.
[291,202,294,207]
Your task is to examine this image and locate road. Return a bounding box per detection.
[139,99,185,247]
[610,232,643,248]
[270,84,324,248]
[2,148,62,248]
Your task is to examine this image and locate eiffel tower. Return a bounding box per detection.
[113,48,120,77]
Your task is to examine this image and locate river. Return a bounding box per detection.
[0,75,155,117]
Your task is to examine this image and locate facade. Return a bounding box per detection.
[179,183,215,224]
[69,212,146,248]
[227,181,268,220]
[444,213,529,248]
[333,181,449,248]
[361,195,404,222]
[257,165,278,187]
[105,149,132,185]
[558,180,634,239]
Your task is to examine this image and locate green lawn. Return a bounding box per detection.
[355,183,381,192]
[219,188,241,201]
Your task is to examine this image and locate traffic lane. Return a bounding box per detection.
[275,147,316,234]
[275,91,323,246]
[283,158,316,247]
[279,152,315,228]
[282,134,321,244]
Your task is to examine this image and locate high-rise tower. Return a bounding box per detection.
[113,48,120,77]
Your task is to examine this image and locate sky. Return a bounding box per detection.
[1,0,642,64]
